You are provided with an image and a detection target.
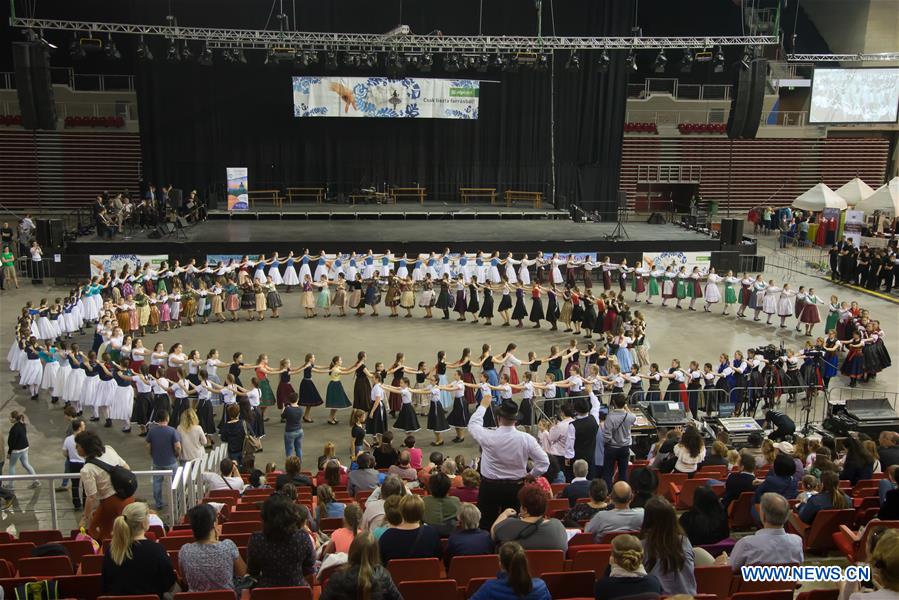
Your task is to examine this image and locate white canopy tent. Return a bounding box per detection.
[792,183,848,211]
[855,177,899,214]
[834,177,875,207]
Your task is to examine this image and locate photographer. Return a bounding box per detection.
[765,410,795,443]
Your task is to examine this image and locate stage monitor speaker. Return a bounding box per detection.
[176,216,190,229]
[719,218,734,244]
[618,191,628,210]
[711,251,740,274]
[35,219,64,250]
[726,64,753,139]
[731,218,744,243]
[741,59,769,139]
[12,42,56,130]
[647,212,666,224]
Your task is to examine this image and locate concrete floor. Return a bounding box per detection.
[1,228,897,532]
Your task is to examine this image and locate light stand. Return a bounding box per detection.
[604,206,630,240]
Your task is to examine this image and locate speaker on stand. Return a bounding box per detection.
[12,42,57,130]
[726,65,753,139]
[605,191,630,240]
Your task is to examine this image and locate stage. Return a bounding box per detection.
[206,202,571,221]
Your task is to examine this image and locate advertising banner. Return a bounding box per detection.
[293,77,479,119]
[89,254,168,277]
[226,167,249,211]
[642,251,712,271]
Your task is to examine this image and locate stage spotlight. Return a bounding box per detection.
[181,42,193,62]
[597,49,610,73]
[444,53,460,72]
[653,49,667,73]
[198,44,213,66]
[235,49,247,64]
[713,46,725,73]
[476,54,489,72]
[625,49,637,71]
[565,50,580,71]
[535,53,549,70]
[740,46,753,69]
[325,50,338,70]
[419,52,433,72]
[104,35,121,60]
[491,54,505,69]
[263,48,274,65]
[502,55,519,72]
[166,40,179,62]
[678,48,694,73]
[136,36,153,61]
[365,52,378,69]
[69,35,86,60]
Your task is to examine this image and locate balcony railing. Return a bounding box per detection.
[627,78,732,100]
[0,67,134,92]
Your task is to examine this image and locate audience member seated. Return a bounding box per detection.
[441,459,463,487]
[641,496,697,596]
[180,503,247,592]
[449,468,480,503]
[203,458,247,493]
[673,425,706,475]
[404,435,423,469]
[629,467,658,509]
[744,432,766,468]
[492,483,568,552]
[320,531,402,600]
[560,459,591,507]
[373,495,403,540]
[796,474,819,504]
[318,442,339,471]
[422,472,461,536]
[387,450,417,481]
[679,485,730,546]
[866,440,882,473]
[841,436,876,485]
[699,441,730,469]
[564,478,610,527]
[316,458,349,488]
[348,452,381,496]
[329,504,362,553]
[316,484,347,527]
[470,541,551,600]
[796,470,851,524]
[773,441,805,481]
[362,475,406,531]
[847,528,899,600]
[247,495,315,587]
[880,466,899,520]
[753,453,799,510]
[594,534,662,600]
[378,494,442,563]
[717,492,804,570]
[274,456,313,491]
[879,466,896,505]
[373,431,400,469]
[101,502,177,597]
[723,452,759,509]
[585,481,645,542]
[446,503,495,565]
[417,451,444,487]
[878,431,899,471]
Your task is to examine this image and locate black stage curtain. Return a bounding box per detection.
[133,0,632,214]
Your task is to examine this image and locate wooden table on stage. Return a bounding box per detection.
[503,190,543,209]
[460,187,497,204]
[389,187,426,204]
[350,192,389,204]
[247,190,283,208]
[286,187,325,204]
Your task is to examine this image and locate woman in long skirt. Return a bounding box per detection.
[453,348,477,406]
[283,252,300,290]
[466,282,480,322]
[275,358,298,411]
[511,285,528,328]
[433,351,454,412]
[386,378,420,433]
[302,276,317,318]
[477,284,494,326]
[453,276,467,321]
[529,284,545,328]
[194,371,217,435]
[298,353,326,422]
[252,354,280,422]
[366,374,388,436]
[324,356,353,425]
[723,272,739,315]
[416,375,450,445]
[353,351,374,411]
[841,333,866,386]
[265,277,282,319]
[647,266,662,305]
[445,370,469,443]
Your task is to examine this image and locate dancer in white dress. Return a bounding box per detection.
[268,253,284,286]
[777,284,797,328]
[762,281,780,324]
[704,269,722,311]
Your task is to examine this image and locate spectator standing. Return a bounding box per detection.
[219,404,246,464]
[538,403,575,483]
[62,418,86,509]
[7,411,39,487]
[17,215,34,257]
[247,495,316,587]
[602,394,636,488]
[77,431,133,539]
[446,503,494,566]
[567,395,600,479]
[177,407,208,463]
[585,481,644,542]
[179,503,247,592]
[470,541,551,600]
[28,240,42,284]
[320,532,402,600]
[594,534,662,600]
[101,502,176,596]
[1,245,17,290]
[0,222,14,252]
[281,392,304,458]
[491,483,568,552]
[145,410,182,509]
[468,396,549,530]
[640,496,697,596]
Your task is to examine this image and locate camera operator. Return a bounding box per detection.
[765,409,795,442]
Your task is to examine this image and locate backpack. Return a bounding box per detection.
[87,457,138,499]
[14,580,58,600]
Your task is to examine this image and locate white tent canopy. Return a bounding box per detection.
[856,177,899,214]
[835,177,875,207]
[792,183,848,211]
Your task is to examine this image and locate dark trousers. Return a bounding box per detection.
[66,460,85,508]
[768,424,795,442]
[602,445,631,489]
[478,478,524,530]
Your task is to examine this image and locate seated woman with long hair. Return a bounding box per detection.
[179,503,247,591]
[679,486,730,546]
[640,496,697,596]
[316,483,347,527]
[101,502,177,596]
[594,534,662,599]
[320,532,402,600]
[247,495,315,587]
[470,541,551,600]
[797,470,851,524]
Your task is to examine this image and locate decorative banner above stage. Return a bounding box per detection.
[642,251,712,271]
[226,167,249,211]
[292,77,480,119]
[89,254,168,277]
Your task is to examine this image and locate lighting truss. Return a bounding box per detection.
[10,17,777,52]
[786,52,899,62]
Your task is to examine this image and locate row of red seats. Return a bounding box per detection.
[0,115,23,126]
[678,122,727,134]
[624,121,658,133]
[64,116,125,128]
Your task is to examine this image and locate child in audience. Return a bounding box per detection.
[403,434,422,470]
[797,474,819,504]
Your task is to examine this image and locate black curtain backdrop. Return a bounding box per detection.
[132,0,632,214]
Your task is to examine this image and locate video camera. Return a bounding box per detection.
[748,343,781,363]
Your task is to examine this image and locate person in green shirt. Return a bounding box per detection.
[1,246,17,290]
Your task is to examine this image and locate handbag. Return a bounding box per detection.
[242,421,263,456]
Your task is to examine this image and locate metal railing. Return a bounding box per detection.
[636,164,702,183]
[830,387,899,408]
[0,69,135,92]
[627,79,732,100]
[56,100,136,120]
[762,110,808,127]
[626,108,729,125]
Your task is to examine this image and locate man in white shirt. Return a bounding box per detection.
[585,481,644,542]
[539,403,575,484]
[361,475,406,531]
[62,419,86,510]
[717,492,804,570]
[469,396,549,530]
[202,458,246,493]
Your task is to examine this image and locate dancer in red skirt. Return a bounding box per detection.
[798,288,823,337]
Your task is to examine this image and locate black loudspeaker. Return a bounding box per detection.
[711,251,741,274]
[618,191,628,210]
[731,218,744,243]
[12,42,56,130]
[726,64,753,139]
[35,219,64,250]
[741,59,769,139]
[169,189,183,209]
[647,212,666,224]
[719,218,733,244]
[176,216,190,229]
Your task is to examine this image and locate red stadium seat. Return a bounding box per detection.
[545,498,569,518]
[447,554,500,591]
[318,517,344,533]
[387,557,441,584]
[697,465,728,479]
[570,548,612,579]
[160,536,193,552]
[398,579,459,600]
[174,590,237,600]
[251,587,312,600]
[791,509,856,554]
[728,492,756,530]
[656,473,687,500]
[0,532,14,544]
[0,560,12,578]
[732,592,794,600]
[207,490,240,502]
[524,550,564,576]
[99,596,159,600]
[17,530,64,546]
[55,573,103,600]
[542,571,594,599]
[695,565,733,598]
[567,532,595,548]
[832,520,899,563]
[1,578,38,597]
[0,543,36,568]
[600,530,638,544]
[670,478,712,510]
[221,521,262,535]
[731,564,800,595]
[466,577,491,597]
[16,555,74,577]
[80,554,105,574]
